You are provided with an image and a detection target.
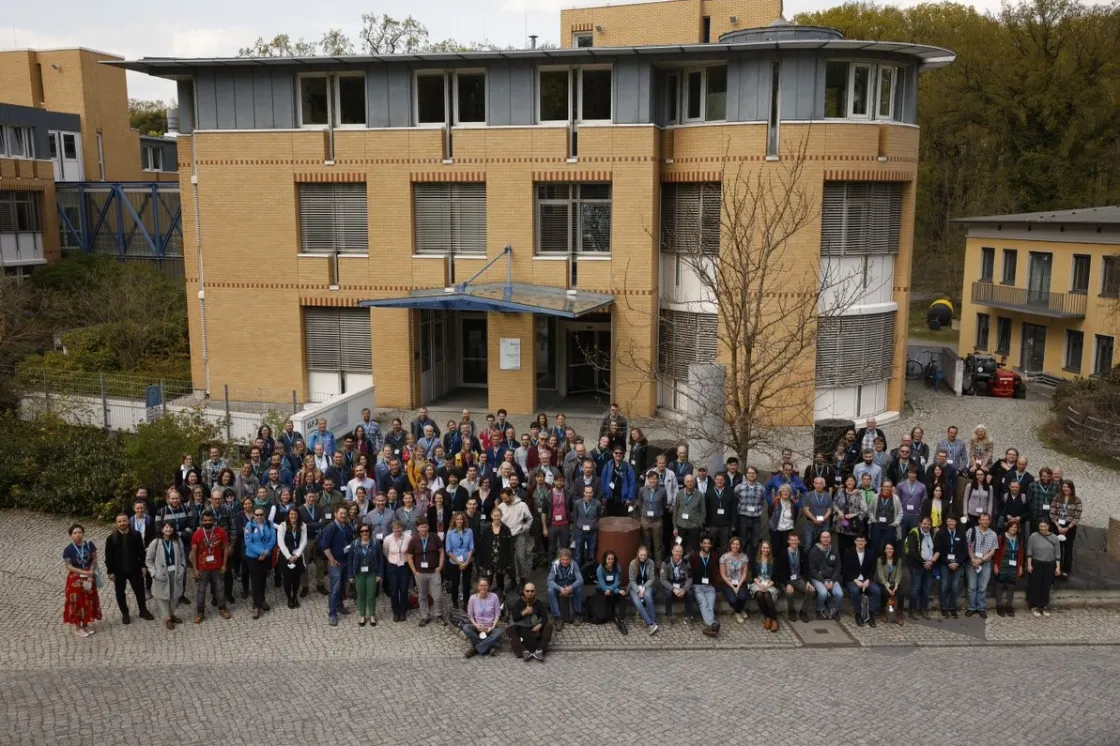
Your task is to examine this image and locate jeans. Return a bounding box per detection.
[415,571,444,621]
[736,516,763,559]
[547,585,582,619]
[909,565,933,612]
[801,520,827,552]
[386,564,410,616]
[846,581,881,619]
[810,579,843,613]
[628,586,657,626]
[512,533,532,584]
[966,562,992,611]
[721,584,750,613]
[940,565,963,611]
[353,572,379,617]
[327,564,346,618]
[664,586,696,619]
[693,584,717,626]
[112,567,148,617]
[572,529,598,567]
[547,526,570,560]
[195,569,224,613]
[462,623,504,654]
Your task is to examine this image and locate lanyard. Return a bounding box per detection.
[420,537,429,556]
[583,500,594,517]
[814,492,829,510]
[73,542,89,568]
[700,554,710,575]
[201,528,216,549]
[638,564,647,584]
[163,540,175,567]
[1007,537,1018,554]
[789,549,799,569]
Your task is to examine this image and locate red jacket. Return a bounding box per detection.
[992,533,1025,580]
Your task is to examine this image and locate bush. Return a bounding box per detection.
[123,408,226,496]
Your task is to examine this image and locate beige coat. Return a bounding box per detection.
[145,538,187,602]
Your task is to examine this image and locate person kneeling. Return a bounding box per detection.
[462,578,504,658]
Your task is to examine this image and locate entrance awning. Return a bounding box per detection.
[359,282,613,319]
[358,245,613,319]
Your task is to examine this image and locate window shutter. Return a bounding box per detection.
[338,309,373,371]
[299,184,368,254]
[820,182,901,256]
[658,309,718,380]
[414,183,486,254]
[451,184,486,254]
[304,308,372,372]
[538,202,571,254]
[662,183,720,256]
[815,311,896,387]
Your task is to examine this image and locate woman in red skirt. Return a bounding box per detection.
[63,524,102,637]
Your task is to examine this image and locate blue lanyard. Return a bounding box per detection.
[700,554,710,573]
[789,550,799,570]
[583,500,594,517]
[1007,538,1018,553]
[163,540,175,567]
[73,542,88,568]
[420,537,429,555]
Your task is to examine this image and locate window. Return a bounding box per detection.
[536,183,611,255]
[975,313,990,350]
[1094,335,1114,376]
[579,67,612,122]
[0,192,42,233]
[767,60,781,157]
[574,33,593,48]
[298,75,329,126]
[1065,330,1083,373]
[819,182,902,256]
[1101,256,1120,298]
[539,69,570,122]
[815,311,897,387]
[685,71,703,121]
[661,182,721,256]
[877,66,896,120]
[298,184,368,254]
[413,183,487,255]
[142,146,164,172]
[702,16,711,43]
[823,62,849,118]
[1001,249,1017,285]
[416,73,446,125]
[677,66,726,123]
[659,309,717,380]
[849,63,872,118]
[995,317,1011,355]
[96,133,105,180]
[454,72,486,124]
[4,126,33,158]
[48,132,58,159]
[63,134,77,159]
[666,73,679,123]
[336,74,366,126]
[980,247,995,282]
[1071,254,1091,293]
[705,65,727,121]
[304,307,373,375]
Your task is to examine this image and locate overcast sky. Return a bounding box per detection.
[0,0,1069,101]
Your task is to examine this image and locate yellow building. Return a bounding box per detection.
[957,207,1119,379]
[112,0,954,418]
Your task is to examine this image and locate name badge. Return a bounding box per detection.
[946,458,954,465]
[790,573,798,581]
[361,565,369,573]
[287,563,296,570]
[376,533,384,541]
[675,537,683,545]
[646,510,655,518]
[681,513,689,520]
[582,524,591,531]
[947,553,956,562]
[717,508,725,515]
[456,555,465,564]
[609,482,616,490]
[343,545,351,553]
[905,505,916,513]
[1058,519,1068,526]
[1008,559,1017,567]
[672,583,681,590]
[628,506,634,513]
[205,554,215,563]
[1042,503,1050,511]
[701,577,710,585]
[605,575,614,582]
[420,561,430,569]
[878,517,887,523]
[815,517,823,523]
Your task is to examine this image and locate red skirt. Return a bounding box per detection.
[63,572,103,627]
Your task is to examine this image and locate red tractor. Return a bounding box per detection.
[962,353,1026,399]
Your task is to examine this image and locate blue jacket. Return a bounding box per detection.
[444,528,475,564]
[595,564,622,594]
[600,460,637,503]
[765,473,806,501]
[307,430,337,457]
[346,538,385,578]
[243,520,276,558]
[547,559,584,592]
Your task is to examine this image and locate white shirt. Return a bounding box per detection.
[777,501,794,531]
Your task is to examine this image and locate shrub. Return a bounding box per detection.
[123,408,226,496]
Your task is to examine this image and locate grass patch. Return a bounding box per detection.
[908,300,959,345]
[1035,422,1120,474]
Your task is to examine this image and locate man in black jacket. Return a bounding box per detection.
[706,472,735,555]
[105,514,153,624]
[843,534,880,626]
[506,582,553,661]
[774,533,815,623]
[808,531,844,619]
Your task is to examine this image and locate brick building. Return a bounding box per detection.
[112,0,954,419]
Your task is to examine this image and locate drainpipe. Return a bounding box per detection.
[189,79,211,394]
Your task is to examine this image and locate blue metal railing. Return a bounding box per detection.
[55,182,182,258]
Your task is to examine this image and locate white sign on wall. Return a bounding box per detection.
[499,338,521,370]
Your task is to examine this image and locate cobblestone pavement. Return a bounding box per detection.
[5,512,1120,745]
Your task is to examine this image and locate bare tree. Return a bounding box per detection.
[360,14,430,54]
[237,34,319,57]
[611,136,870,464]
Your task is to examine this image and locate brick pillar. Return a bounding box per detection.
[371,307,415,409]
[487,311,536,415]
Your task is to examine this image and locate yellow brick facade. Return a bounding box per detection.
[0,156,60,262]
[560,0,782,47]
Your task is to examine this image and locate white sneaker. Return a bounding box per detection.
[736,612,746,623]
[76,628,91,638]
[1042,609,1051,617]
[649,624,659,636]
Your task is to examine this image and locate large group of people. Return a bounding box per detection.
[63,408,1083,657]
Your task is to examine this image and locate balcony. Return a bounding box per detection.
[971,281,1086,319]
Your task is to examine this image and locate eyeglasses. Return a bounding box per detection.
[254,512,265,517]
[613,451,623,456]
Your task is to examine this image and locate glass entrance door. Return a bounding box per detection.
[566,329,610,395]
[1021,322,1047,373]
[461,317,488,386]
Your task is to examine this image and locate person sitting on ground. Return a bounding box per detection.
[462,577,504,658]
[660,543,695,626]
[506,583,553,662]
[627,545,660,636]
[546,548,584,631]
[875,541,906,626]
[589,550,626,633]
[750,540,780,632]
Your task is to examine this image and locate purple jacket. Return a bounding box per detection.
[896,479,927,519]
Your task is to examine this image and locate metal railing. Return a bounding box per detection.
[971,281,1087,318]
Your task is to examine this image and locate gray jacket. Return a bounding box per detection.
[628,558,658,590]
[673,489,706,530]
[636,485,668,521]
[570,497,603,532]
[145,538,187,602]
[660,557,693,594]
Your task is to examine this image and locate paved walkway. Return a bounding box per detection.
[5,512,1120,744]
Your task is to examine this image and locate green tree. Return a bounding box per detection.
[238,33,320,57]
[128,99,170,136]
[124,409,226,495]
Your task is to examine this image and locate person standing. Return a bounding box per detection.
[63,524,103,637]
[734,467,767,560]
[571,485,602,568]
[706,472,736,555]
[966,512,999,618]
[1026,467,1058,540]
[935,516,967,618]
[506,583,553,661]
[542,476,571,560]
[444,512,475,612]
[674,475,707,555]
[190,510,231,623]
[243,506,277,620]
[462,577,504,657]
[276,507,307,610]
[1050,480,1082,579]
[299,489,328,597]
[407,518,446,627]
[1027,519,1061,617]
[690,535,720,637]
[637,470,667,564]
[105,514,153,624]
[145,521,187,630]
[319,506,353,626]
[499,487,534,586]
[382,520,412,623]
[993,517,1024,617]
[904,517,936,619]
[348,524,384,626]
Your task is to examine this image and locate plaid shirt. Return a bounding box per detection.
[968,527,999,562]
[734,481,767,517]
[1026,480,1058,520]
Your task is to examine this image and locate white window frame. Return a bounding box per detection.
[333,72,367,128]
[704,64,728,123]
[96,133,105,180]
[573,32,593,48]
[297,73,331,129]
[414,70,448,128]
[452,69,487,127]
[4,126,33,159]
[0,126,7,157]
[142,145,164,172]
[847,63,873,119]
[877,65,897,121]
[577,64,613,124]
[537,66,572,125]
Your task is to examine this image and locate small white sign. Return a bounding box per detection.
[499,338,521,370]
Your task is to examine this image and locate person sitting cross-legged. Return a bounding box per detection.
[506,583,553,662]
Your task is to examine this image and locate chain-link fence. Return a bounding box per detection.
[5,366,326,444]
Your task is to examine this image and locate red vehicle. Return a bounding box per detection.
[963,353,1026,399]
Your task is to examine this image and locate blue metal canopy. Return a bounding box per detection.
[359,246,614,319]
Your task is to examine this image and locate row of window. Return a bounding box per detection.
[975,313,1114,376]
[0,191,42,233]
[0,126,35,159]
[293,60,904,130]
[980,246,1120,297]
